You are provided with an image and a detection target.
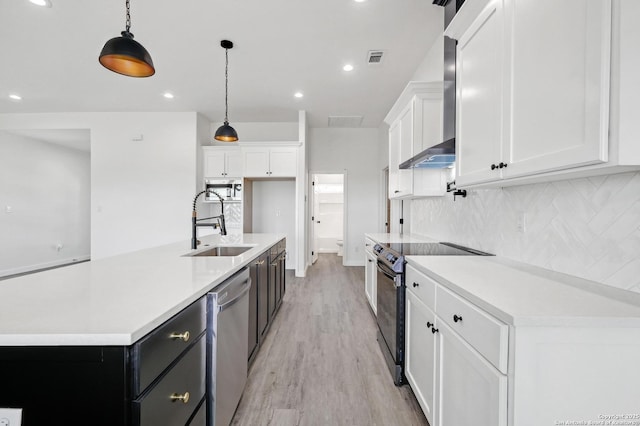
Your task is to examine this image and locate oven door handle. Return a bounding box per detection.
[376,260,399,285]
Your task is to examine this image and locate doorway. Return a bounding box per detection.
[310,173,345,265]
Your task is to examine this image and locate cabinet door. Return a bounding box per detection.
[437,321,507,426]
[405,290,436,425]
[248,261,259,362]
[455,0,505,186]
[204,151,227,177]
[502,0,610,178]
[397,111,414,196]
[269,148,297,177]
[225,151,243,177]
[399,102,414,163]
[388,121,401,198]
[243,149,270,177]
[365,251,377,314]
[257,253,270,341]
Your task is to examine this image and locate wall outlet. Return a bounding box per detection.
[516,212,526,233]
[0,408,22,426]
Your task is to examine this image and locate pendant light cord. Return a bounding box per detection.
[224,47,229,122]
[125,0,131,33]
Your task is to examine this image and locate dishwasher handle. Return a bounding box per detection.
[218,278,251,312]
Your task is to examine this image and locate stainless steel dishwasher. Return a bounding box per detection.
[206,268,251,426]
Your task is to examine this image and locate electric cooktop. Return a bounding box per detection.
[382,242,493,256]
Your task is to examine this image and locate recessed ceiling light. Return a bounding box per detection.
[294,92,304,98]
[9,94,22,101]
[343,64,354,72]
[29,0,52,7]
[163,92,175,99]
[354,0,367,3]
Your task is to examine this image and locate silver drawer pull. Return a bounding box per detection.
[169,331,190,342]
[170,391,190,404]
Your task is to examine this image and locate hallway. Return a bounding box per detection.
[232,254,429,425]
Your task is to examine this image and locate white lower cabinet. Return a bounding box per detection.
[405,290,436,423]
[405,260,640,426]
[364,245,377,315]
[406,263,507,426]
[437,320,507,426]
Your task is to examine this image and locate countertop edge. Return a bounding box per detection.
[0,233,286,347]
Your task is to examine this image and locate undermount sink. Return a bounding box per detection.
[187,245,253,257]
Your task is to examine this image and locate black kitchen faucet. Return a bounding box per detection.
[191,189,227,249]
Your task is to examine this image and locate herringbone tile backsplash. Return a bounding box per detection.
[410,171,640,293]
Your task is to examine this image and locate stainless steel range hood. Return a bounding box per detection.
[398,138,455,169]
[399,0,462,170]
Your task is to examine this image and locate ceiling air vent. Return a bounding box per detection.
[328,116,364,128]
[367,50,384,65]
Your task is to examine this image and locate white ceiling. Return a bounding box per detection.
[0,0,443,128]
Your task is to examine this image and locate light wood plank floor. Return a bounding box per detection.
[232,254,429,426]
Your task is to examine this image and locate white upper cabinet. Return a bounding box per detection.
[448,0,614,187]
[385,82,448,199]
[454,0,505,186]
[243,146,297,178]
[503,0,610,178]
[203,147,243,177]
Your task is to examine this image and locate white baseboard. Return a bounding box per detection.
[0,255,91,279]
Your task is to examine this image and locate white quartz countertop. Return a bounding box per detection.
[0,233,285,346]
[407,256,640,327]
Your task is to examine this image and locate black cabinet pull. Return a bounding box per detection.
[498,162,508,169]
[431,327,439,334]
[427,321,433,328]
[490,164,497,170]
[412,282,419,288]
[453,314,463,323]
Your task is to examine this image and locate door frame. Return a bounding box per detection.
[308,171,347,266]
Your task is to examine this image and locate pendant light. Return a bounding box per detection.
[214,40,239,142]
[99,0,155,78]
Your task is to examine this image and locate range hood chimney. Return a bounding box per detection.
[399,0,464,169]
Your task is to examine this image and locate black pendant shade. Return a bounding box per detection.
[214,40,238,142]
[99,0,155,78]
[99,31,155,77]
[214,121,239,142]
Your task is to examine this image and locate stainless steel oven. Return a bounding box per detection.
[375,242,492,386]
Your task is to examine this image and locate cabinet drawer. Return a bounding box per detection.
[405,264,436,311]
[134,336,206,426]
[187,398,206,425]
[133,297,206,394]
[436,286,508,373]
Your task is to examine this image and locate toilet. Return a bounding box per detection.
[336,239,343,257]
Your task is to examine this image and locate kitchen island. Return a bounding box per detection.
[0,233,286,426]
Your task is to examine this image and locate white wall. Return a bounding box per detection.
[0,112,200,259]
[251,180,296,269]
[309,128,380,266]
[0,131,90,276]
[410,33,444,82]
